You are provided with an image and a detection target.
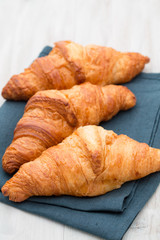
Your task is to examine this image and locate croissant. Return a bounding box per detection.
[2,125,160,202]
[2,41,149,100]
[2,83,136,174]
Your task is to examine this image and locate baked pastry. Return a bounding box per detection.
[2,83,136,173]
[2,125,160,202]
[2,41,149,100]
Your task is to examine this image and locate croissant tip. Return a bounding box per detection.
[144,56,150,64]
[1,184,30,202]
[120,86,136,110]
[2,158,17,174]
[1,84,15,100]
[3,167,16,174]
[129,93,136,107]
[1,75,31,101]
[1,86,8,99]
[1,186,9,197]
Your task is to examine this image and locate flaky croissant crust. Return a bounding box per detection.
[2,125,160,202]
[2,83,136,173]
[2,41,149,100]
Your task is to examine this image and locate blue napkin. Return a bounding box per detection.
[0,47,160,240]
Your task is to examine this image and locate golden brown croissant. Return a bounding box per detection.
[2,125,160,202]
[2,41,149,100]
[2,83,136,174]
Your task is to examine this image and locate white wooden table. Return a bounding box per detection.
[0,0,160,239]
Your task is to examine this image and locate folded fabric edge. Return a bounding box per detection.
[121,181,138,212]
[23,181,138,213]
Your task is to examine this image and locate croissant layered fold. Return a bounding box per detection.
[2,41,149,100]
[2,83,136,173]
[2,125,160,202]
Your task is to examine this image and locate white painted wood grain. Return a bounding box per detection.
[0,0,160,239]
